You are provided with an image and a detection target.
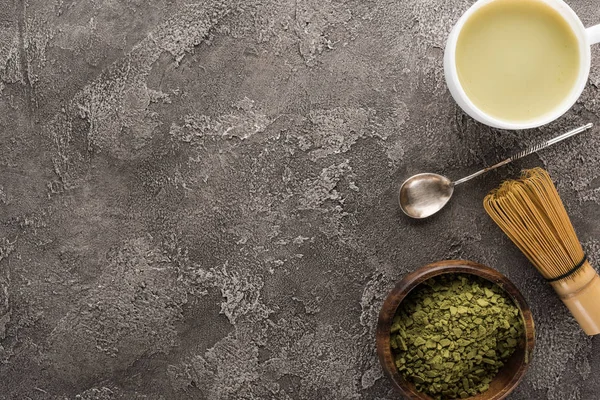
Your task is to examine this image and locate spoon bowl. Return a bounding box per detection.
[399,173,454,219]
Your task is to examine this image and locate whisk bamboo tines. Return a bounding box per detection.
[484,168,600,336]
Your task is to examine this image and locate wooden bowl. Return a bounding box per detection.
[376,260,535,400]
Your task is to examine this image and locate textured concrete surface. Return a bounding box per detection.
[1,0,600,399]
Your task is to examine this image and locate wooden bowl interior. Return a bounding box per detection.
[376,260,535,400]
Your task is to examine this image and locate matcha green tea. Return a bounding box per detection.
[456,0,580,122]
[390,274,524,400]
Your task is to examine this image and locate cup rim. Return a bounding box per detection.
[446,0,592,130]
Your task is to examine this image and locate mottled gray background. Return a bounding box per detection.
[1,0,599,399]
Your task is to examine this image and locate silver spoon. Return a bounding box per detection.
[399,123,594,219]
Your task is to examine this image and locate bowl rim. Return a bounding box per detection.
[376,259,536,400]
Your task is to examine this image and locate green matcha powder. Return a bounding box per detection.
[390,274,524,399]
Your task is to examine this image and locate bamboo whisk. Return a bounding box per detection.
[484,168,600,336]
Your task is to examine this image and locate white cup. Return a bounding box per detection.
[444,0,600,130]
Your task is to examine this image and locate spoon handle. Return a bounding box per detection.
[453,123,594,186]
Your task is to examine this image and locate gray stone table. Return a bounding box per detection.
[1,0,599,399]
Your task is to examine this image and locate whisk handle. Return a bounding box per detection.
[453,123,593,186]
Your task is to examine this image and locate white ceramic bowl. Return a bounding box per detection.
[444,0,600,130]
